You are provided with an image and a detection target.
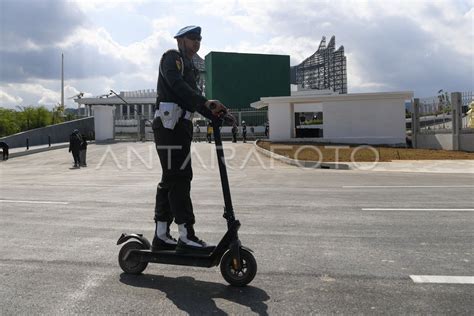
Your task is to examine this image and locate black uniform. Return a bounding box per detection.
[79,135,88,166]
[242,125,247,143]
[68,133,82,166]
[0,142,9,160]
[153,49,213,226]
[232,126,238,143]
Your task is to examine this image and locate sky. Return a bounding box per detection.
[0,0,472,109]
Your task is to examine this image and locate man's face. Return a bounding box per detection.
[183,33,201,55]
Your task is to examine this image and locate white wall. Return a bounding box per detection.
[323,98,405,144]
[260,92,412,145]
[294,103,323,112]
[268,102,294,140]
[417,132,474,152]
[417,133,452,150]
[93,105,115,141]
[460,133,474,152]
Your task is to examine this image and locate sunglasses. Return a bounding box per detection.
[186,34,202,41]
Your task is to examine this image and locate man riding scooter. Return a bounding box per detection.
[153,25,230,254]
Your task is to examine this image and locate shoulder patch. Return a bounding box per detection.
[176,58,182,71]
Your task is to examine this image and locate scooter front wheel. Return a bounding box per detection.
[220,248,257,287]
[118,241,148,274]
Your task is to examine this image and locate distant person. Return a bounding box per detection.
[79,134,88,167]
[194,124,201,142]
[242,121,247,143]
[206,121,213,143]
[69,129,82,168]
[405,135,413,148]
[0,141,9,160]
[468,101,474,128]
[232,124,238,143]
[265,122,269,137]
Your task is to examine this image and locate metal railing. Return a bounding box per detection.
[416,91,472,132]
[113,108,269,141]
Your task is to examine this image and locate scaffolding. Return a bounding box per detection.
[291,36,347,94]
[192,54,206,95]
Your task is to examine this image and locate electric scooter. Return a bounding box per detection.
[117,114,257,287]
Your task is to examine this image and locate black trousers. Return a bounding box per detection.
[71,150,80,165]
[153,118,194,225]
[1,148,8,160]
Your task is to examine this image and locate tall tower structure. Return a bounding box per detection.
[291,36,347,94]
[61,53,64,107]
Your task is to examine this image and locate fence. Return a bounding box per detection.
[415,91,472,132]
[462,91,473,129]
[412,92,473,152]
[113,108,269,141]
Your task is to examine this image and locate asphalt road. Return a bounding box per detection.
[1,142,473,315]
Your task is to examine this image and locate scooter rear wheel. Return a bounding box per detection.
[220,248,257,287]
[118,241,148,274]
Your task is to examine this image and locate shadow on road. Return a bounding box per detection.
[120,273,270,315]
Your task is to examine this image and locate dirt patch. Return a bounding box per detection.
[257,140,474,162]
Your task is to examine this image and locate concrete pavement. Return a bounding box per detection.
[0,142,473,314]
[3,140,474,173]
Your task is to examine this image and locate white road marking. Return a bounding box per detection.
[410,275,474,284]
[362,208,474,212]
[0,199,69,205]
[344,185,474,188]
[3,183,151,188]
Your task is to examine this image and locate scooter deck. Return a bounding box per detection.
[127,249,218,268]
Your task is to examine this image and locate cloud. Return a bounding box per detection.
[0,82,59,107]
[71,0,150,12]
[0,0,143,85]
[203,0,473,96]
[0,89,23,105]
[1,0,472,109]
[0,0,85,51]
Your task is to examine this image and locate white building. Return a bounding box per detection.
[252,90,413,145]
[75,90,157,118]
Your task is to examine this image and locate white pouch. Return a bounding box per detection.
[158,102,182,130]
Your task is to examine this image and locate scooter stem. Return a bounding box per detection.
[212,119,235,227]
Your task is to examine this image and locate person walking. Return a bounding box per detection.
[79,134,88,167]
[242,121,247,143]
[152,25,229,254]
[232,124,238,143]
[68,129,82,168]
[194,124,201,142]
[0,141,9,161]
[206,121,213,143]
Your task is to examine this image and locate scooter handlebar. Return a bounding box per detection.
[212,112,236,127]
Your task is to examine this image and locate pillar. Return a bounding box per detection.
[92,105,115,141]
[412,98,420,148]
[451,92,462,151]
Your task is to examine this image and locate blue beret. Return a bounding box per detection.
[174,25,201,38]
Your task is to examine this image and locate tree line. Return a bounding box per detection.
[0,105,77,138]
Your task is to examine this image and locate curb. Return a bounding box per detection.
[254,141,351,170]
[7,144,70,159]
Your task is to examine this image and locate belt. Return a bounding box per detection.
[154,108,193,121]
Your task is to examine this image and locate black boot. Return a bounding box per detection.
[176,224,215,254]
[152,221,177,251]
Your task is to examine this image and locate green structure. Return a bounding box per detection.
[205,52,290,109]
